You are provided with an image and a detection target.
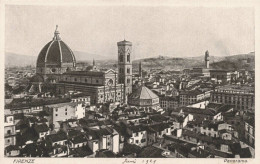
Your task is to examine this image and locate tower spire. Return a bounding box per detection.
[93,58,95,66]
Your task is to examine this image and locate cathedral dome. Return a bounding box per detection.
[36,26,76,67]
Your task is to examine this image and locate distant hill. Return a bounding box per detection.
[5,52,37,67]
[210,52,255,71]
[5,51,115,67]
[73,51,116,61]
[133,52,255,72]
[5,51,254,71]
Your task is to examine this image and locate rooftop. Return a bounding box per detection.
[47,131,67,142]
[138,145,165,158]
[128,86,159,100]
[33,124,49,133]
[128,125,147,133]
[63,71,105,77]
[215,84,254,93]
[70,146,93,157]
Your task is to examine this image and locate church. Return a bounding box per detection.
[31,26,133,104]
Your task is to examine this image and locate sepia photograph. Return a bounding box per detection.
[2,1,257,162]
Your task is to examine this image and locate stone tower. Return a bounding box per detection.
[117,40,133,103]
[205,50,210,69]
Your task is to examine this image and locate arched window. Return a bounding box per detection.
[127,54,130,62]
[120,55,123,62]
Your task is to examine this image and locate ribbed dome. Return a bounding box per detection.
[36,26,76,67]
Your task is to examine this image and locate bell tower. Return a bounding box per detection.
[117,40,133,103]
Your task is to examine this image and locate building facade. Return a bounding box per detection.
[56,69,124,104]
[210,70,231,84]
[4,115,16,148]
[179,90,211,106]
[210,85,254,111]
[159,96,179,110]
[244,119,254,147]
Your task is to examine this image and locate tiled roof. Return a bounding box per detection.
[6,98,71,110]
[121,143,142,155]
[138,146,165,158]
[205,147,234,158]
[70,146,93,157]
[239,147,252,158]
[70,135,88,144]
[128,125,147,133]
[150,114,169,122]
[180,107,217,116]
[63,71,104,77]
[179,90,203,96]
[128,86,159,100]
[34,124,49,133]
[182,130,235,145]
[68,129,82,138]
[147,123,171,133]
[189,148,211,158]
[96,149,116,157]
[5,145,20,153]
[245,117,255,127]
[47,131,67,142]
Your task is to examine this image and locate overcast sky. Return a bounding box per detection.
[5,5,254,60]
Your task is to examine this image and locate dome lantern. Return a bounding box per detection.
[53,25,61,40]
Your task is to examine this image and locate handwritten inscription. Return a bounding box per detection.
[13,159,35,164]
[122,159,157,164]
[142,159,157,164]
[122,158,137,164]
[142,159,156,164]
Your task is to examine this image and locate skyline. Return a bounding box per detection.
[5,5,254,60]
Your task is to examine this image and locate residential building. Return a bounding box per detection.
[244,118,254,147]
[179,90,211,106]
[210,85,254,111]
[210,70,231,83]
[4,114,16,148]
[127,125,147,147]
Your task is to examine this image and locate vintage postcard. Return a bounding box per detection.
[0,0,259,164]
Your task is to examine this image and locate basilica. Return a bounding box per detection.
[30,26,132,104]
[30,26,161,110]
